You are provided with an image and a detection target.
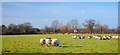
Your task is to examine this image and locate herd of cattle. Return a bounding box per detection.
[72,35,119,40]
[40,35,119,47]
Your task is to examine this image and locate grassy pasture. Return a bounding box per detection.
[1,34,118,53]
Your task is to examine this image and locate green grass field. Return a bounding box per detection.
[1,34,118,53]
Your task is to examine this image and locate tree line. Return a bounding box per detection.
[1,19,120,35]
[1,22,40,35]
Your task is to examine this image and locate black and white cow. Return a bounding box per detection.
[88,36,92,39]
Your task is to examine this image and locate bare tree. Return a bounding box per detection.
[60,25,67,33]
[44,25,49,33]
[81,26,90,33]
[102,24,109,33]
[83,19,96,34]
[114,26,120,34]
[68,19,79,29]
[94,22,102,33]
[51,20,61,33]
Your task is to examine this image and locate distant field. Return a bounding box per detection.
[1,34,119,53]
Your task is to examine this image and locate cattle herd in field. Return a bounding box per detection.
[72,35,119,40]
[40,35,119,47]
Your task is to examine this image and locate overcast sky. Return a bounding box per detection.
[2,2,118,29]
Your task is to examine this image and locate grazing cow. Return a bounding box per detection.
[98,36,102,40]
[72,35,78,39]
[112,35,119,39]
[109,35,112,39]
[93,36,98,38]
[103,36,111,40]
[72,35,85,39]
[72,35,80,39]
[93,35,102,40]
[94,36,99,39]
[106,37,110,40]
[115,36,119,38]
[112,36,116,38]
[108,35,112,37]
[88,36,92,39]
[103,36,107,40]
[82,36,85,39]
[79,36,82,39]
[51,39,60,46]
[77,35,80,39]
[107,36,112,40]
[78,36,85,39]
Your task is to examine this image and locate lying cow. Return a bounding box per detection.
[40,38,60,47]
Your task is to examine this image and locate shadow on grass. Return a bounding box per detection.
[59,45,82,48]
